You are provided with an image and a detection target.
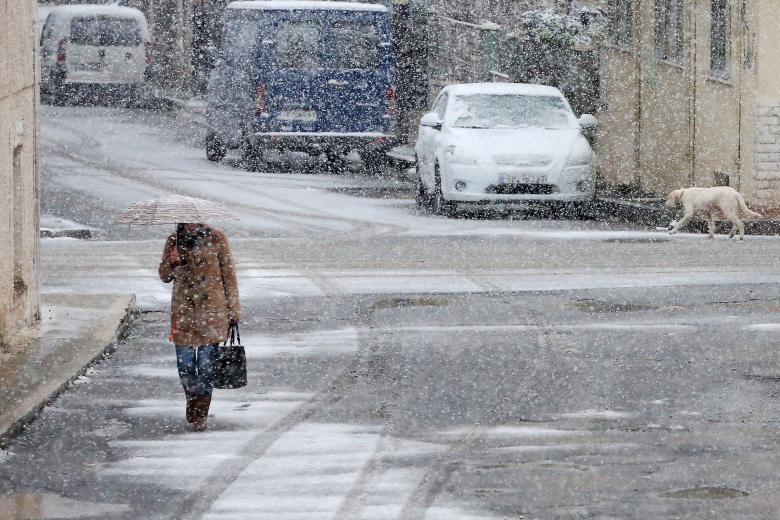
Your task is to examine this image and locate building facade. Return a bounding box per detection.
[598,0,780,206]
[424,0,606,115]
[0,0,41,344]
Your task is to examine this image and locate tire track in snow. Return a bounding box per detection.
[43,115,408,239]
[168,331,384,520]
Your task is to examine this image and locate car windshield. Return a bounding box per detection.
[69,16,142,47]
[450,94,574,129]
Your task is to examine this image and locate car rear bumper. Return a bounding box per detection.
[248,132,396,154]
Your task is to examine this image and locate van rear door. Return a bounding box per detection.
[68,16,145,83]
[322,12,392,133]
[262,11,327,133]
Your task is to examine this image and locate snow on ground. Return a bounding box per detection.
[40,215,97,232]
[203,422,443,520]
[241,328,360,359]
[40,106,709,242]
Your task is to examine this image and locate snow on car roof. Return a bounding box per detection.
[228,1,388,12]
[443,83,564,98]
[46,4,147,20]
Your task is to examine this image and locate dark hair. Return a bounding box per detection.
[175,224,210,264]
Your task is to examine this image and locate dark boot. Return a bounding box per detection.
[192,395,211,432]
[185,392,197,424]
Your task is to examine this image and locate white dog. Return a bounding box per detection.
[665,186,762,240]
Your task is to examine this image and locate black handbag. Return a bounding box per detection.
[212,323,247,389]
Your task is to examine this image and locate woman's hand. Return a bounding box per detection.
[168,248,182,267]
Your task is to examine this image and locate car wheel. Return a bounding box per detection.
[568,201,593,220]
[206,133,227,162]
[363,150,388,175]
[415,160,429,210]
[433,164,456,217]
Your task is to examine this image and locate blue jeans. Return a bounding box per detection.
[176,344,217,396]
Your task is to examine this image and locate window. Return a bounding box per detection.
[330,22,379,70]
[450,95,575,130]
[711,0,731,78]
[432,93,448,118]
[274,21,322,69]
[655,0,683,63]
[220,14,259,65]
[608,0,634,47]
[69,16,142,47]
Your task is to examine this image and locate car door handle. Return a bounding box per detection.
[327,79,350,87]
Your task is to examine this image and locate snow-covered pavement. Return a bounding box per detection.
[7,104,780,519]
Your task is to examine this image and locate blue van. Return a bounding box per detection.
[205,0,396,171]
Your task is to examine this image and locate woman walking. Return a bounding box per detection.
[159,223,240,431]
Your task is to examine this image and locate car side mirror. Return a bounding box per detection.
[578,114,598,130]
[420,112,443,130]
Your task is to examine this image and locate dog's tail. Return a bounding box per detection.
[736,193,763,219]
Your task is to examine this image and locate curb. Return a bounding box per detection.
[594,197,780,235]
[592,197,674,227]
[0,294,137,447]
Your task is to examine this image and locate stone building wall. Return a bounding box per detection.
[0,0,41,343]
[752,105,780,207]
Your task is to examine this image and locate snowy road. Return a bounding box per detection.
[3,104,780,519]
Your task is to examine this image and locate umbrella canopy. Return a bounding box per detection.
[115,195,238,225]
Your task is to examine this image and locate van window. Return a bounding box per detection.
[70,16,142,47]
[330,21,378,69]
[220,15,259,65]
[274,21,321,69]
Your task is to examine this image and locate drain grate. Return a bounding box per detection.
[573,299,657,313]
[370,296,449,312]
[661,486,749,499]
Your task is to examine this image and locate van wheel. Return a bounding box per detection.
[206,133,227,162]
[241,140,266,172]
[433,165,456,217]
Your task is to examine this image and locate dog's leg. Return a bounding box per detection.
[669,211,693,235]
[707,215,716,239]
[735,218,746,240]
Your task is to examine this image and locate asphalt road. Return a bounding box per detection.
[2,102,780,519]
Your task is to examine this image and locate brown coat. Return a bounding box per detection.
[159,228,240,347]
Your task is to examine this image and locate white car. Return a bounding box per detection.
[414,83,598,216]
[39,5,152,98]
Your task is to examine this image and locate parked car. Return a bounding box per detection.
[205,0,397,171]
[39,5,152,99]
[414,83,598,216]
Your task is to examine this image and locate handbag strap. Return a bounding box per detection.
[224,323,241,346]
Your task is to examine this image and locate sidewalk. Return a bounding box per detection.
[594,195,780,235]
[0,293,135,446]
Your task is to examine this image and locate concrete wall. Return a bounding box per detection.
[0,0,41,343]
[597,0,757,200]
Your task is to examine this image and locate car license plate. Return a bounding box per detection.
[279,110,317,122]
[498,175,548,184]
[75,62,103,72]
